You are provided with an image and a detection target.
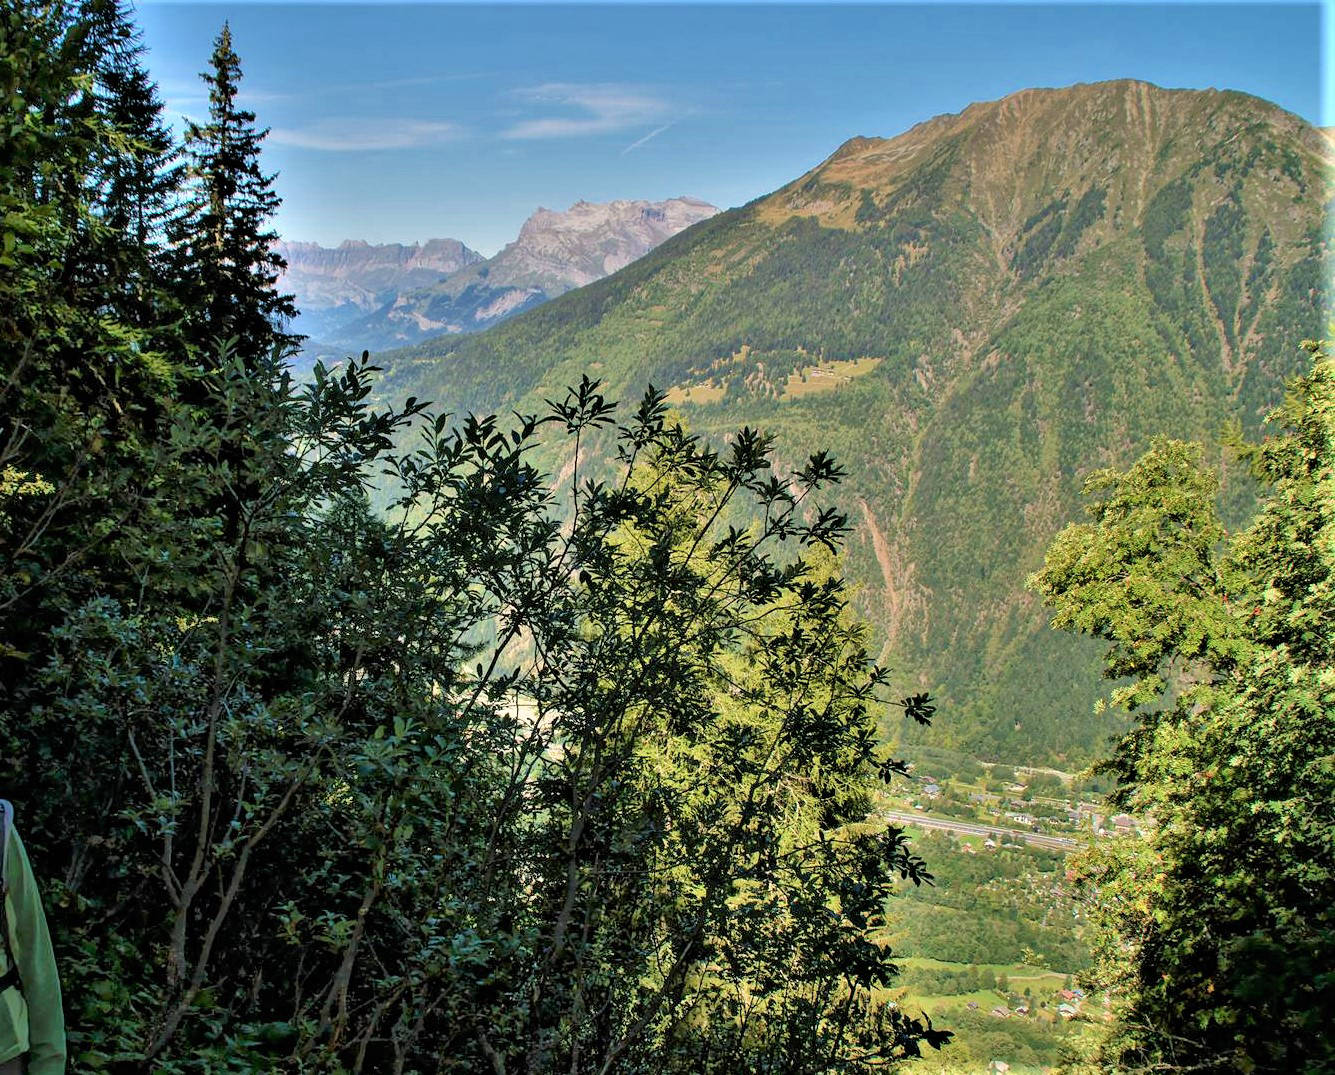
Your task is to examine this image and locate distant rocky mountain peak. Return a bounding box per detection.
[291,196,718,357]
[506,197,720,288]
[276,237,485,342]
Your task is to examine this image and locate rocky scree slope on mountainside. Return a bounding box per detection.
[373,80,1332,767]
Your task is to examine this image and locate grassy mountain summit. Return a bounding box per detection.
[375,80,1331,766]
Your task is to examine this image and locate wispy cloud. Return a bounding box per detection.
[158,76,204,99]
[503,83,671,140]
[269,118,463,151]
[622,122,674,154]
[159,77,291,131]
[163,97,206,118]
[362,72,493,91]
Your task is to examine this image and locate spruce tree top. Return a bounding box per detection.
[178,21,298,364]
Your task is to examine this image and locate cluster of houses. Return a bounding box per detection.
[976,986,1087,1022]
[914,773,1143,833]
[1070,802,1138,837]
[1056,988,1085,1018]
[1006,800,1139,836]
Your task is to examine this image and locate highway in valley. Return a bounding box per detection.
[882,810,1081,853]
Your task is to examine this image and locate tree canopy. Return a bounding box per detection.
[0,3,947,1069]
[1030,341,1334,1073]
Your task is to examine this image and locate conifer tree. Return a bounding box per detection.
[80,0,183,340]
[0,0,180,649]
[86,0,180,251]
[176,21,297,363]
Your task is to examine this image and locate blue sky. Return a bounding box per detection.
[137,3,1326,254]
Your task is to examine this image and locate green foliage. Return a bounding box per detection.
[1141,178,1193,263]
[1013,196,1067,278]
[1202,186,1245,347]
[889,833,1090,973]
[1,5,951,1070]
[1030,342,1335,1072]
[0,0,184,664]
[86,0,182,262]
[1052,186,1106,260]
[8,356,954,1069]
[1025,773,1062,795]
[917,1007,1082,1073]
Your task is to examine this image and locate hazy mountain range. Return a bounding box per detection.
[276,237,483,342]
[279,197,718,359]
[370,79,1332,768]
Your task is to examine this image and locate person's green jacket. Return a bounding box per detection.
[0,807,66,1075]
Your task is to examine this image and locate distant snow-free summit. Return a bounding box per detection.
[283,197,718,357]
[276,238,484,343]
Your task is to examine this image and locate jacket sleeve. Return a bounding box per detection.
[5,828,66,1075]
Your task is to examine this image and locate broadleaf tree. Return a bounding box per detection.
[1030,340,1334,1073]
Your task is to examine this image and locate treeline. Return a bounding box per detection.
[0,3,952,1070]
[898,963,1004,997]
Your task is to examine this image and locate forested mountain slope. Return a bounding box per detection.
[374,80,1332,766]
